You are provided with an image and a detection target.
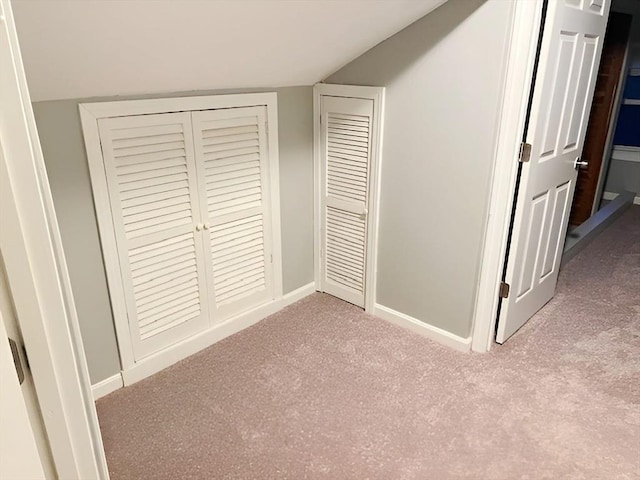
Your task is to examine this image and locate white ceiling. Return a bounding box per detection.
[12,0,447,102]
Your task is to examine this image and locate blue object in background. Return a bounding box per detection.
[613,72,640,147]
[622,76,640,100]
[612,104,640,147]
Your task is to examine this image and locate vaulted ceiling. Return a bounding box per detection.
[12,0,447,102]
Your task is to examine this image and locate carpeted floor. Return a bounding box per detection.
[97,206,640,480]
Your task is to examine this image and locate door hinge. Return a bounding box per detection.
[519,142,532,163]
[270,254,273,263]
[499,282,510,299]
[8,338,25,385]
[319,115,322,125]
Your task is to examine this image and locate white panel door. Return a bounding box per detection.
[99,113,210,359]
[0,264,47,480]
[191,107,274,322]
[497,0,610,342]
[320,96,374,307]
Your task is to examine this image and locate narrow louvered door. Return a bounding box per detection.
[320,96,374,307]
[191,107,274,322]
[98,113,209,360]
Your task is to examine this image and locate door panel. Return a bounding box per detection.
[191,107,274,323]
[320,96,374,308]
[570,12,632,225]
[497,0,611,343]
[99,113,210,359]
[0,256,48,479]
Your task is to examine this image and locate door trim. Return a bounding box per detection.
[313,84,385,313]
[80,92,283,375]
[470,0,544,353]
[0,0,108,476]
[592,43,632,215]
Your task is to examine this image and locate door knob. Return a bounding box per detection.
[195,223,203,231]
[574,156,588,169]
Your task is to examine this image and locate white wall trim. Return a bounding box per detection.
[373,304,471,353]
[562,191,634,267]
[313,83,385,314]
[79,92,282,376]
[602,191,640,205]
[282,282,318,306]
[610,145,640,163]
[94,283,316,391]
[91,373,123,400]
[470,0,543,353]
[123,283,317,385]
[592,38,632,216]
[80,92,280,118]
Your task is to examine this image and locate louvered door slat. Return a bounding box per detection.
[202,132,258,146]
[116,155,186,175]
[133,268,197,298]
[99,112,209,360]
[123,194,192,218]
[119,172,189,194]
[111,123,183,140]
[120,180,189,201]
[321,96,374,308]
[211,242,264,267]
[113,132,185,149]
[137,280,198,311]
[192,107,274,323]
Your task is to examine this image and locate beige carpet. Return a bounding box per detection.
[97,206,640,479]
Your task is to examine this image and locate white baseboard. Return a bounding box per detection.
[563,191,634,267]
[91,373,123,400]
[373,304,471,353]
[282,282,318,306]
[610,146,640,163]
[122,283,317,386]
[603,191,640,205]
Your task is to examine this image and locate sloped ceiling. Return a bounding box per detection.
[12,0,447,102]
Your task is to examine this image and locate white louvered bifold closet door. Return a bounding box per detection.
[191,107,274,322]
[320,96,374,307]
[98,113,210,360]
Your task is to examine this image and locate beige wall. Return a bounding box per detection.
[33,86,314,383]
[326,0,514,338]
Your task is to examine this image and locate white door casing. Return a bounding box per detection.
[1,0,108,476]
[192,107,275,323]
[99,112,211,360]
[497,0,611,342]
[315,84,385,312]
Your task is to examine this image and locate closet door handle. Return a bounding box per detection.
[203,223,210,230]
[195,223,203,232]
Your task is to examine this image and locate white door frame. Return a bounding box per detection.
[0,0,109,477]
[313,83,385,313]
[592,40,633,215]
[470,0,545,353]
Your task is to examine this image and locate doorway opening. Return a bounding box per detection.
[474,0,638,351]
